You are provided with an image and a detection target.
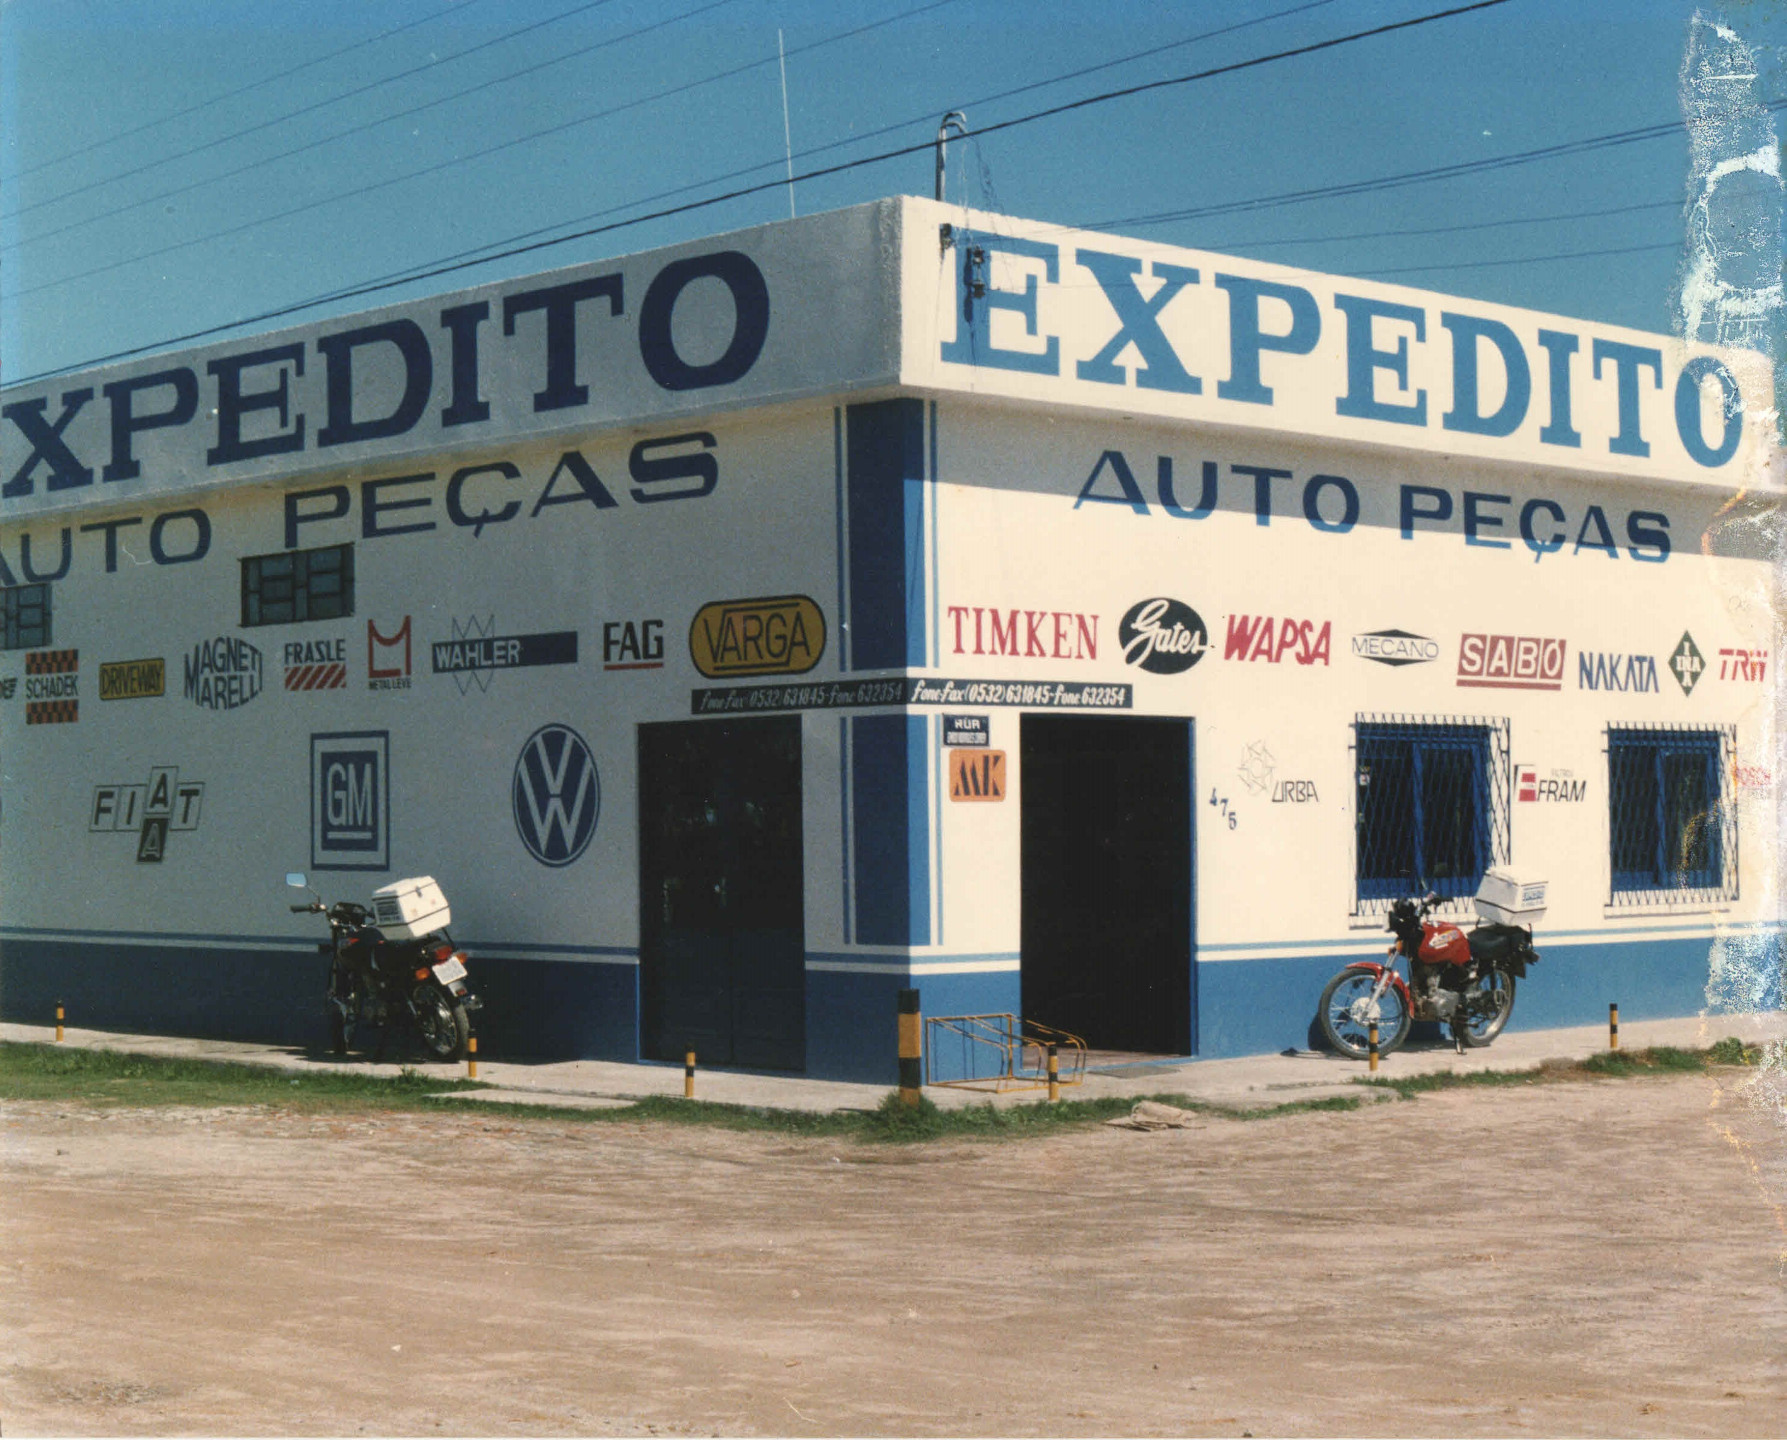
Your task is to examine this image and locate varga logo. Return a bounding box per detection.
[689,595,825,678]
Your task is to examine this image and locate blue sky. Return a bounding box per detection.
[3,0,1783,382]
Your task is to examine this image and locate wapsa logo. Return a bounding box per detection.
[513,724,601,867]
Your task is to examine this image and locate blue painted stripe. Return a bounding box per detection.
[1,925,321,948]
[839,714,853,946]
[850,712,930,946]
[928,400,940,668]
[833,406,849,671]
[845,398,926,671]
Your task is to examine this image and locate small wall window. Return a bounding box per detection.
[1354,715,1510,913]
[0,583,51,649]
[1607,726,1736,906]
[241,544,354,627]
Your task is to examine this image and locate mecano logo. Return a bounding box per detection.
[689,595,825,678]
[1352,629,1439,667]
[513,724,601,867]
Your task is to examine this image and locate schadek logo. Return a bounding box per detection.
[1670,632,1704,695]
[1352,629,1439,667]
[1119,598,1207,674]
[1517,765,1586,803]
[1577,651,1658,693]
[24,647,78,723]
[1223,615,1331,666]
[311,731,389,871]
[513,724,600,867]
[689,596,825,678]
[90,766,204,863]
[368,617,412,691]
[431,615,578,694]
[184,636,262,711]
[285,636,347,692]
[1457,633,1565,691]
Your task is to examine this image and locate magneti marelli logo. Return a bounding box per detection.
[512,724,601,866]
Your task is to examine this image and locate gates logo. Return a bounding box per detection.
[1119,598,1208,674]
[368,617,412,691]
[689,596,825,677]
[1457,634,1566,691]
[311,731,389,871]
[513,724,600,867]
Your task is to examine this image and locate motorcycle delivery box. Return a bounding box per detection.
[369,876,451,940]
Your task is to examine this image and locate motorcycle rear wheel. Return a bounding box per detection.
[1318,970,1411,1060]
[412,985,470,1062]
[1452,970,1516,1048]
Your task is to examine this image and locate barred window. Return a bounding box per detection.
[1607,726,1736,905]
[1354,716,1510,910]
[241,544,354,627]
[0,583,50,649]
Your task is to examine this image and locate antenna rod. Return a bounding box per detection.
[935,110,967,203]
[778,30,796,218]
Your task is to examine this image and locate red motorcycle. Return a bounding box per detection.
[1319,890,1540,1058]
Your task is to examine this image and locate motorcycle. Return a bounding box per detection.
[1319,881,1542,1059]
[285,872,481,1062]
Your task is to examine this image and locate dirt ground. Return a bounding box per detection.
[3,1073,1784,1438]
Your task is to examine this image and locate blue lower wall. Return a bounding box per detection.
[804,966,1020,1084]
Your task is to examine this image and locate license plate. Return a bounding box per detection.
[431,956,467,985]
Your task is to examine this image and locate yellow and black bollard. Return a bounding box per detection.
[1609,1003,1620,1052]
[1368,1021,1379,1073]
[897,988,923,1107]
[55,1003,64,1044]
[684,1048,696,1099]
[1047,1042,1060,1103]
[466,1035,478,1080]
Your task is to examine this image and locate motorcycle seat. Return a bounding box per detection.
[1468,924,1527,965]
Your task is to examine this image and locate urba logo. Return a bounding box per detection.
[689,596,824,678]
[1223,615,1331,666]
[1457,634,1565,691]
[1119,598,1208,674]
[184,637,262,710]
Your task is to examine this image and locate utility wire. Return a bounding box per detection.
[9,0,1514,382]
[1357,238,1681,278]
[1,0,495,184]
[4,0,626,221]
[1196,199,1682,253]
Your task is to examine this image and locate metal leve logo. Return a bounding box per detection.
[512,724,600,867]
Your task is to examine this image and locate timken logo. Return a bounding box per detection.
[689,595,825,678]
[99,657,164,701]
[948,605,1098,661]
[1457,634,1566,691]
[1352,629,1440,667]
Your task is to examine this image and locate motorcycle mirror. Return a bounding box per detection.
[285,872,309,889]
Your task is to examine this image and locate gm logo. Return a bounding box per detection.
[513,724,600,867]
[311,731,389,871]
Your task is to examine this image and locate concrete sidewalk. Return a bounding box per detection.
[5,1010,1779,1114]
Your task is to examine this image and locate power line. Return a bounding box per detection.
[3,0,626,222]
[1197,199,1682,252]
[0,0,495,185]
[1356,238,1680,278]
[9,0,1514,383]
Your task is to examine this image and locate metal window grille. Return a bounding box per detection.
[0,583,50,649]
[241,543,354,627]
[1353,714,1510,916]
[1606,724,1737,907]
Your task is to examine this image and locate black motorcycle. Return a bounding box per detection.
[285,872,481,1061]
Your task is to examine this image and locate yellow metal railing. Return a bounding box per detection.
[923,1013,1087,1093]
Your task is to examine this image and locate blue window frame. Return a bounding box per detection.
[1355,717,1509,908]
[1607,727,1735,902]
[241,543,354,627]
[0,582,50,649]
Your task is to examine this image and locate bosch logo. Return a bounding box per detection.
[513,724,600,867]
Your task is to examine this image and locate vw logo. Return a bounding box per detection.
[512,724,600,867]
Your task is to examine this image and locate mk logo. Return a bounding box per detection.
[512,724,601,866]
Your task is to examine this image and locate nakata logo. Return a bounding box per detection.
[1577,652,1658,693]
[1352,629,1439,667]
[512,724,601,867]
[1118,598,1207,674]
[690,595,825,678]
[1457,634,1565,691]
[947,605,1098,661]
[1223,615,1331,666]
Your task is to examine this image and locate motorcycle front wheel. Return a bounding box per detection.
[411,985,470,1062]
[1319,970,1411,1060]
[1452,969,1516,1048]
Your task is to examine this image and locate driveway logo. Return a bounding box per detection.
[311,731,389,871]
[513,724,600,867]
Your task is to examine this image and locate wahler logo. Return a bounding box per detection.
[1352,629,1440,667]
[99,658,165,701]
[1119,598,1208,674]
[184,637,262,710]
[1457,634,1566,691]
[431,615,578,694]
[690,595,825,678]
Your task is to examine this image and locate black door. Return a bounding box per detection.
[639,717,805,1070]
[1020,714,1193,1054]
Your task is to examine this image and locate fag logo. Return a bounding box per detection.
[512,724,601,866]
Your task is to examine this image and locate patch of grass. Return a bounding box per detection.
[1359,1038,1763,1100]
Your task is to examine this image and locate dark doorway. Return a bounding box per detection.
[1020,714,1194,1054]
[639,717,805,1070]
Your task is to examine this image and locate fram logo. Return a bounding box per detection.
[1457,634,1566,690]
[513,724,600,866]
[1516,765,1586,803]
[311,731,389,871]
[1223,615,1331,666]
[368,617,412,691]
